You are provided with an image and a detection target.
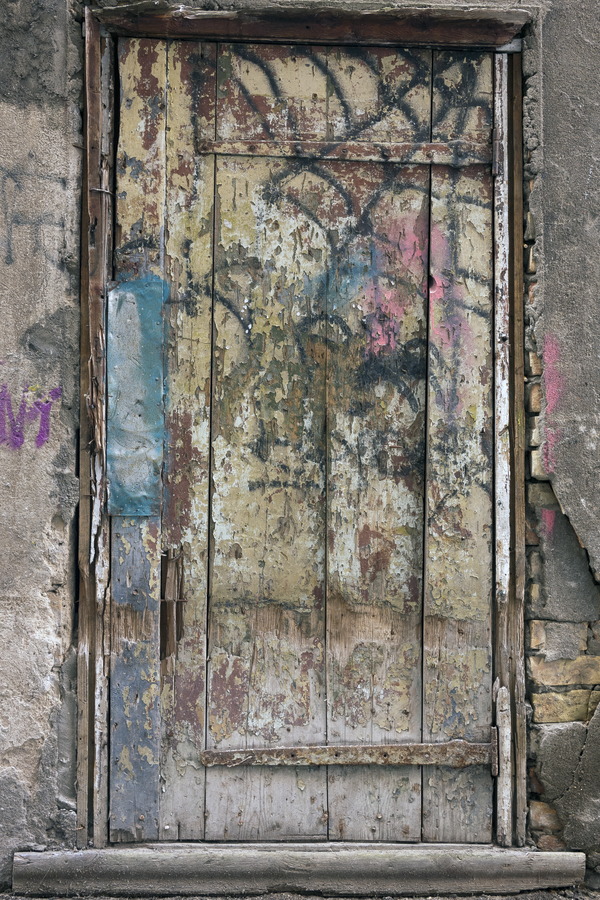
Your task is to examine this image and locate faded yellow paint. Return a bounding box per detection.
[116,38,167,279]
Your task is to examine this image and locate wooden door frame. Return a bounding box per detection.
[78,4,526,850]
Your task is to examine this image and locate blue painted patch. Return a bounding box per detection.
[107,275,168,516]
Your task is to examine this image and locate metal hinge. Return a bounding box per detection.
[490,726,499,776]
[201,738,499,770]
[492,128,504,178]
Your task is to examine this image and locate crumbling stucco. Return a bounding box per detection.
[0,0,81,883]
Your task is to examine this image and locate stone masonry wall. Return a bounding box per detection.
[1,0,600,888]
[521,4,600,882]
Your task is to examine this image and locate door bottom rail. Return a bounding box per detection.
[200,733,498,774]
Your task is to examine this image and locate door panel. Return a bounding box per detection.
[108,37,498,844]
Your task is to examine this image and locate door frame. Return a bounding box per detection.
[78,4,526,850]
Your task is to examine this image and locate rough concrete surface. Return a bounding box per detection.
[535,0,600,579]
[1,892,599,900]
[0,0,82,886]
[526,485,600,622]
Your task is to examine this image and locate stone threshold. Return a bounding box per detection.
[13,843,586,896]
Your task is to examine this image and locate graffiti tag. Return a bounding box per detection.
[0,383,62,449]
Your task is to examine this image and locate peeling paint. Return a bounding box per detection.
[107,275,168,516]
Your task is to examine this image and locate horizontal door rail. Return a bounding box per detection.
[201,732,498,773]
[196,139,492,167]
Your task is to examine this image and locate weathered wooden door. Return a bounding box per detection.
[108,38,498,844]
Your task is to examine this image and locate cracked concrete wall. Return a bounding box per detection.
[2,0,600,887]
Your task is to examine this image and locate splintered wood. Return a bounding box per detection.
[109,40,498,844]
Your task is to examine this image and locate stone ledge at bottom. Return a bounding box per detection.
[13,843,586,896]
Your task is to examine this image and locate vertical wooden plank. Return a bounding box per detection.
[493,51,511,700]
[81,12,115,849]
[324,161,430,841]
[110,37,167,842]
[422,50,494,844]
[79,9,103,849]
[204,155,329,840]
[509,51,527,848]
[493,53,513,847]
[496,684,513,845]
[110,517,162,840]
[159,40,216,841]
[422,158,494,839]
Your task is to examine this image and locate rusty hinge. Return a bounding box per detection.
[160,550,185,660]
[491,726,499,776]
[201,738,499,769]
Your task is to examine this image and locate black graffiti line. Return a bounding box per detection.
[333,46,431,139]
[231,45,302,138]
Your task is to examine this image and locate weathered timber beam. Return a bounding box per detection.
[13,844,586,897]
[196,140,492,166]
[200,737,496,769]
[92,7,530,47]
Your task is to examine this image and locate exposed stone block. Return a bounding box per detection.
[553,706,600,852]
[527,482,556,507]
[527,417,541,448]
[526,351,543,377]
[528,621,588,660]
[589,621,600,656]
[526,487,600,622]
[529,620,545,651]
[529,655,600,686]
[586,870,600,889]
[536,834,567,851]
[529,799,562,833]
[537,722,588,801]
[529,551,543,580]
[526,382,543,414]
[532,690,600,723]
[530,448,549,480]
[526,582,542,612]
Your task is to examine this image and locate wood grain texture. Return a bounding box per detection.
[109,38,167,842]
[13,844,586,897]
[94,7,530,48]
[110,517,162,841]
[200,739,495,767]
[422,158,494,842]
[509,52,527,848]
[204,153,329,840]
[79,8,102,849]
[194,139,492,166]
[324,162,429,840]
[82,13,115,849]
[493,53,513,847]
[159,39,216,842]
[495,685,512,846]
[432,51,493,145]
